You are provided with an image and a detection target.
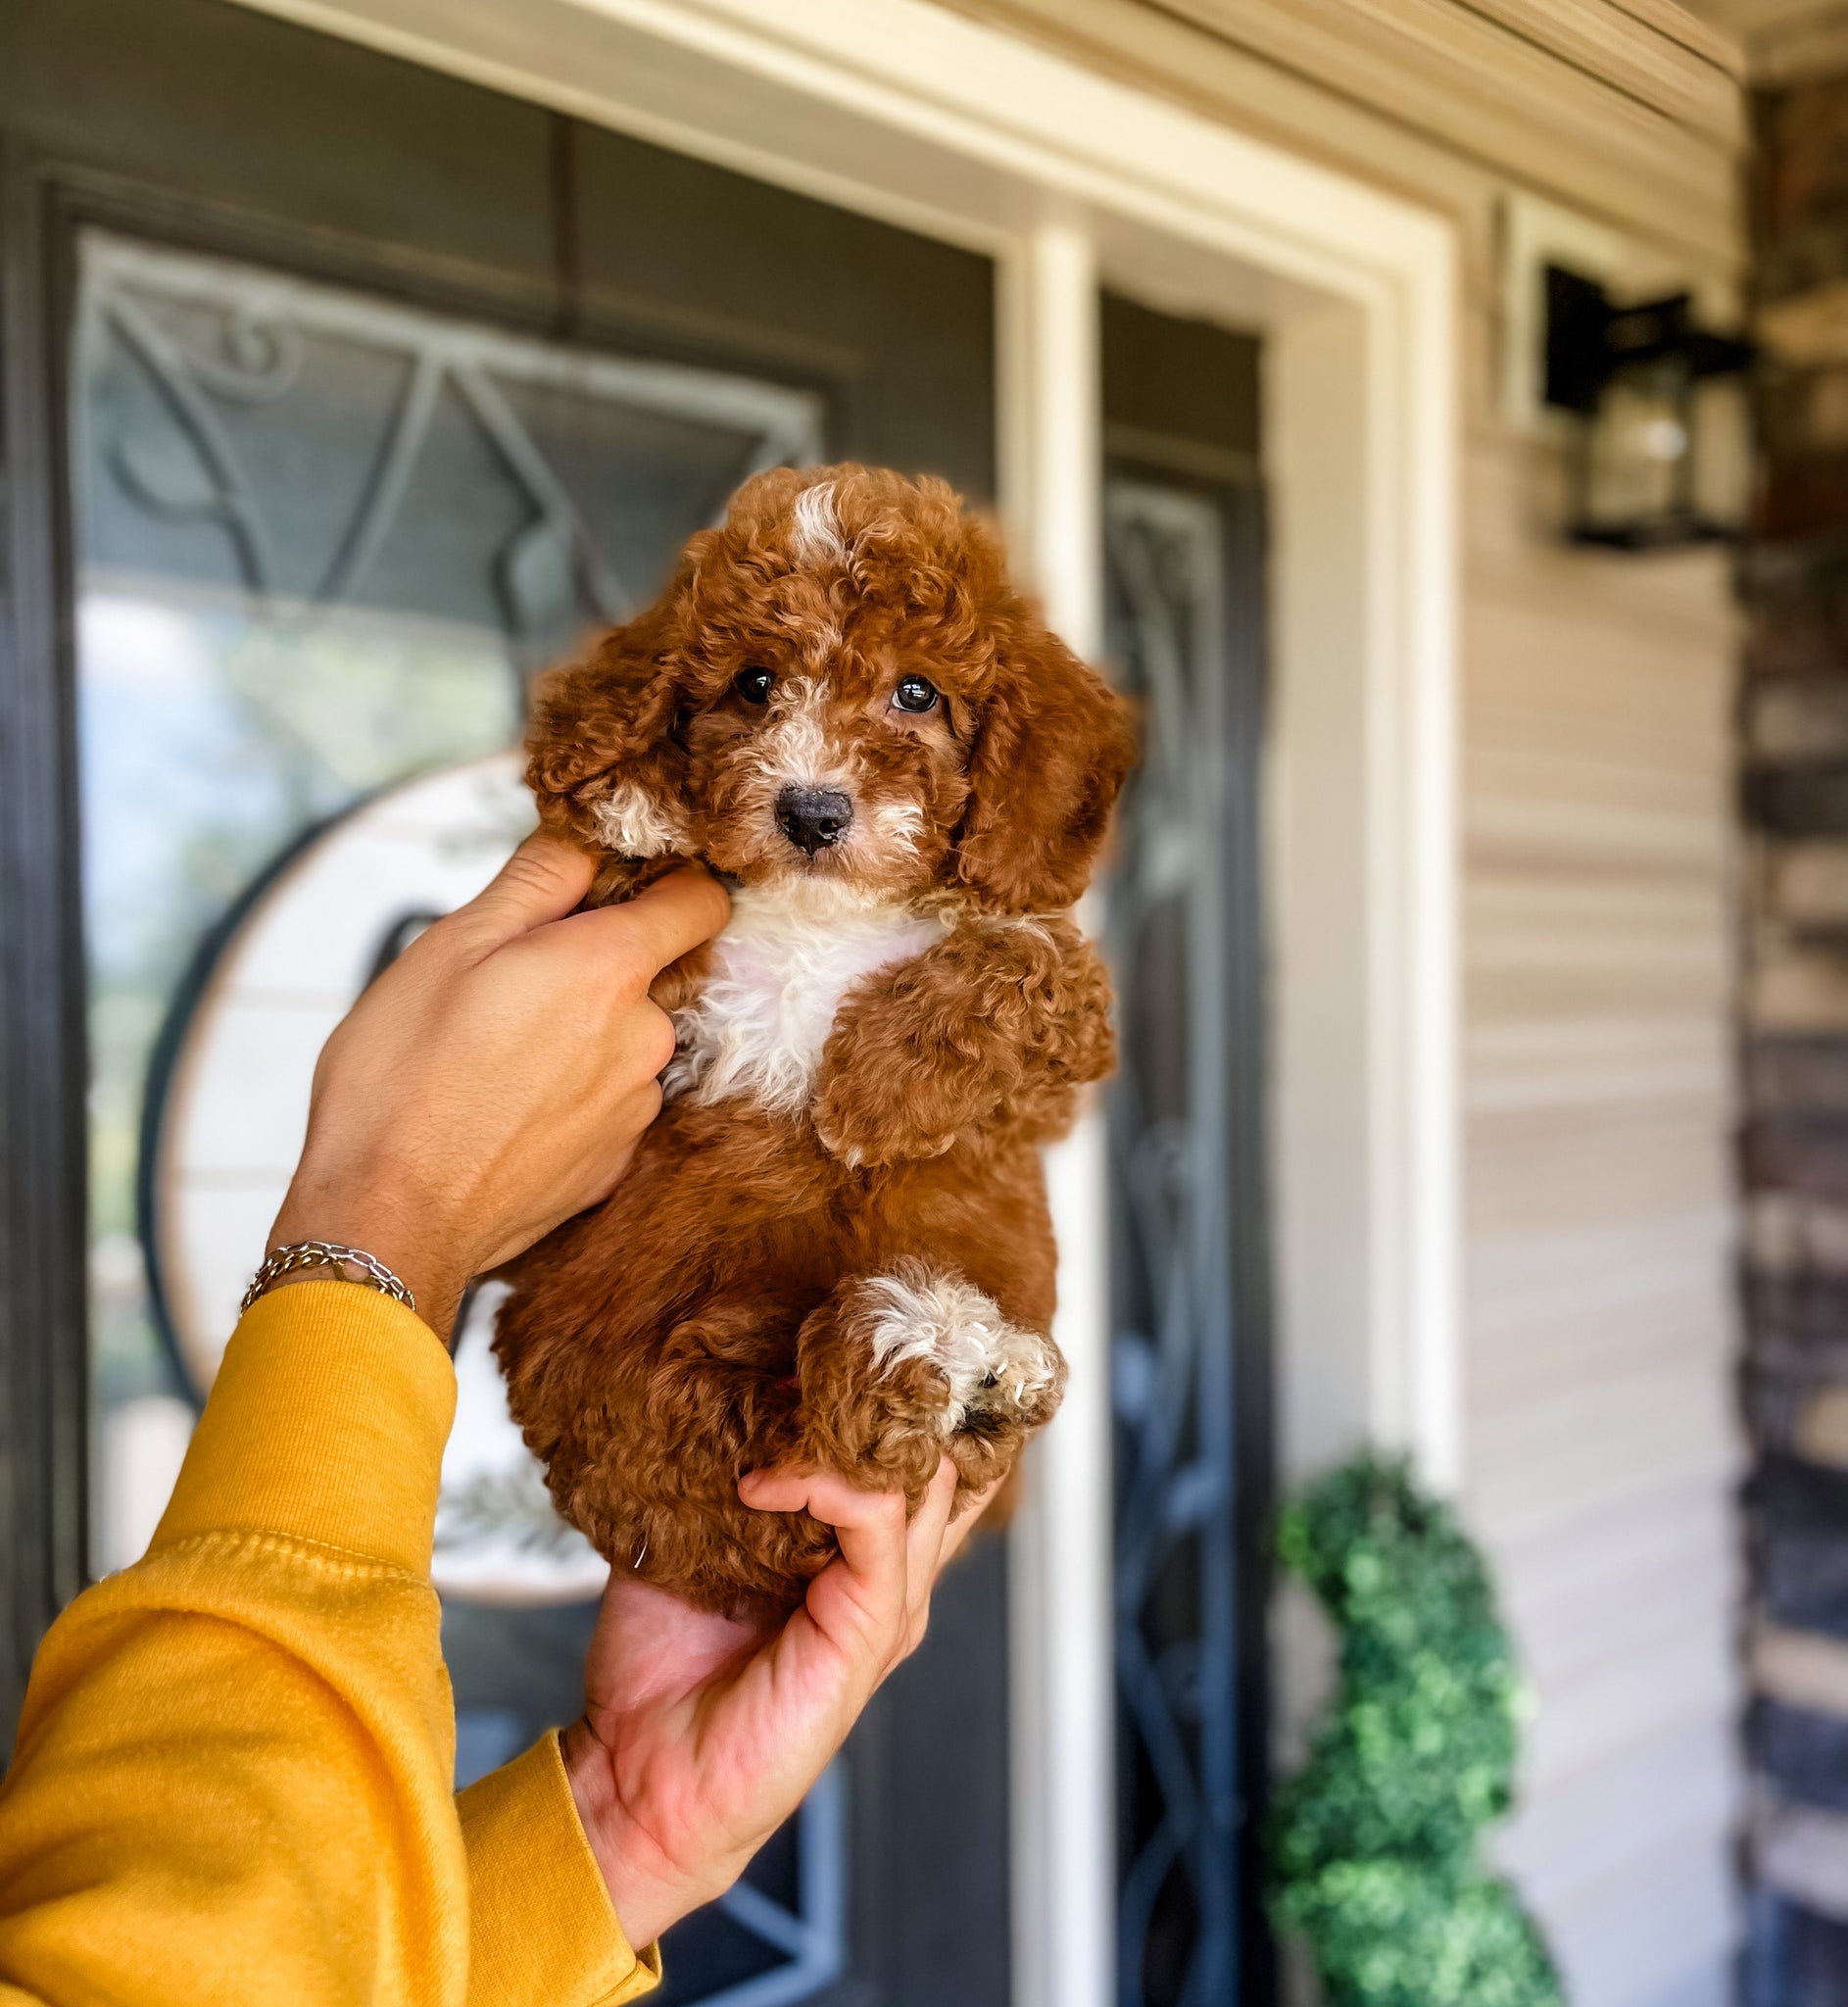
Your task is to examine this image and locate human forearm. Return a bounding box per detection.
[0,1285,464,2006]
[0,839,728,2006]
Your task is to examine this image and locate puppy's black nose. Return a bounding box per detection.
[776,785,854,857]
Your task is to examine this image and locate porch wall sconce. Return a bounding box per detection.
[1542,262,1755,551]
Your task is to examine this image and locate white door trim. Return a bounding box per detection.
[214,2,1461,1997]
[1003,209,1116,2006]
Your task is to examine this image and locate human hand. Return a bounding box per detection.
[561,1457,995,1948]
[268,834,728,1340]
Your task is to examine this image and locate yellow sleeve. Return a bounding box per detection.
[0,1281,656,2007]
[460,1734,662,2006]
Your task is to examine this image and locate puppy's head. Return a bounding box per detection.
[526,464,1136,912]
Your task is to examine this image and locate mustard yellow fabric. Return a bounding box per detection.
[0,1281,657,2007]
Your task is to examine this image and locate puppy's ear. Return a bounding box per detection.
[953,605,1138,913]
[524,593,691,860]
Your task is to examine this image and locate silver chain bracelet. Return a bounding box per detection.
[240,1240,415,1316]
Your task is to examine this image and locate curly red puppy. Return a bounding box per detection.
[497,463,1136,1614]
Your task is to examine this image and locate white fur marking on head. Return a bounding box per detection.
[790,481,847,565]
[868,797,925,859]
[862,1265,1059,1433]
[759,682,842,790]
[663,881,948,1114]
[590,782,685,858]
[728,679,921,880]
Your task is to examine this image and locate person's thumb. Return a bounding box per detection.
[453,833,597,952]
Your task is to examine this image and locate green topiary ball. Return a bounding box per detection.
[1268,1454,1564,2007]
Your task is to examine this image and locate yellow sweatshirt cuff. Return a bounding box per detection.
[459,1733,661,2004]
[151,1280,457,1573]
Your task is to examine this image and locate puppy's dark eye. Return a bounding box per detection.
[734,666,774,706]
[894,674,939,714]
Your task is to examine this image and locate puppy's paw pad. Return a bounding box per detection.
[863,1263,1063,1435]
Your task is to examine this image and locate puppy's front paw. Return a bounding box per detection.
[810,1063,986,1168]
[811,1093,952,1171]
[798,1262,1065,1498]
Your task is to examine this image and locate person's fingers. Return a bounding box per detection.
[628,1003,678,1081]
[739,1467,909,1640]
[938,1475,1004,1573]
[451,834,597,952]
[736,1467,814,1512]
[572,865,730,979]
[573,1134,642,1217]
[614,1070,668,1133]
[898,1459,959,1659]
[580,1079,665,1194]
[903,1458,957,1588]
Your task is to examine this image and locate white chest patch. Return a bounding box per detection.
[663,884,949,1115]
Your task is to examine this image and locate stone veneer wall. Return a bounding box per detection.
[1744,70,1848,2007]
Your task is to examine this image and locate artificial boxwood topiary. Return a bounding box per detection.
[1268,1453,1564,2007]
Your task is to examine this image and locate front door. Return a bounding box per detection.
[0,4,1005,1998]
[1101,294,1270,2007]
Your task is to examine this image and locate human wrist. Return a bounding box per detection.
[268,1162,470,1345]
[560,1719,726,1951]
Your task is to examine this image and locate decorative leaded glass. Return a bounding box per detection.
[1106,475,1262,2007]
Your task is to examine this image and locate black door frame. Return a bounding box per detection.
[1,142,90,1729]
[1100,438,1275,2007]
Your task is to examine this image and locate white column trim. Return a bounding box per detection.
[1000,209,1114,2007]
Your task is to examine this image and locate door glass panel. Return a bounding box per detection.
[70,228,834,1901]
[1105,473,1264,2007]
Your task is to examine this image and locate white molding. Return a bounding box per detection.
[222,0,1450,302]
[1001,210,1115,2007]
[215,0,1463,1982]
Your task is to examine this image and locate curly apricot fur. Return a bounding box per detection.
[500,465,1135,1614]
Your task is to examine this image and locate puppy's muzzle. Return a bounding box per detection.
[776,785,854,857]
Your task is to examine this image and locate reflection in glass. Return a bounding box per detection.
[80,589,520,1568]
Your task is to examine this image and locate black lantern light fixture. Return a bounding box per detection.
[1543,262,1755,551]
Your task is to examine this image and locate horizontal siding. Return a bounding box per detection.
[1500,1709,1738,1909]
[1495,1479,1738,1678]
[1467,1106,1732,1231]
[1470,1281,1732,1414]
[1535,1831,1742,2007]
[1470,1356,1736,1543]
[943,0,1744,263]
[1469,1015,1729,1122]
[1472,0,1742,110]
[1462,400,1740,1994]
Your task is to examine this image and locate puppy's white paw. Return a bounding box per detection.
[861,1261,1063,1433]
